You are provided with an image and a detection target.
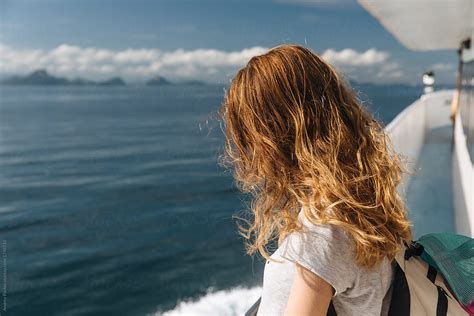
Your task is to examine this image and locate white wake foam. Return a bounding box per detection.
[158,286,262,316]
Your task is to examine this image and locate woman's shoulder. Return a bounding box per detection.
[279,208,394,294]
[277,209,360,294]
[292,208,354,253]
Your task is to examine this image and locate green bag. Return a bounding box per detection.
[416,233,474,313]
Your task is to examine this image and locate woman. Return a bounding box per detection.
[220,45,412,315]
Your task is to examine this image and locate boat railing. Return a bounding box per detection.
[385,90,453,195]
[459,59,474,161]
[453,99,474,236]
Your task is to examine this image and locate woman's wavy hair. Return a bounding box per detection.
[220,44,412,268]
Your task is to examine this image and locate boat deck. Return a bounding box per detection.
[405,125,456,238]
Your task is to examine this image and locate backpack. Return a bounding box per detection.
[245,233,473,316]
[388,233,473,316]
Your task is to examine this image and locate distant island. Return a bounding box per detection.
[146,76,172,86]
[145,76,206,86]
[0,69,207,87]
[2,69,451,89]
[0,70,126,86]
[97,77,126,86]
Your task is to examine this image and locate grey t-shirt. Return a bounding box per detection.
[257,211,394,316]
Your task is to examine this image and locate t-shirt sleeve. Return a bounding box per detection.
[278,218,357,296]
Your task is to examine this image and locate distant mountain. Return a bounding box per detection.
[146,76,207,86]
[97,77,126,86]
[146,76,172,86]
[1,70,213,87]
[2,70,72,86]
[0,70,126,86]
[175,79,206,86]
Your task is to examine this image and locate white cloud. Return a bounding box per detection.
[319,48,412,83]
[321,48,389,66]
[0,43,268,83]
[0,43,407,84]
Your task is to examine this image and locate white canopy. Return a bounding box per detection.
[357,0,473,51]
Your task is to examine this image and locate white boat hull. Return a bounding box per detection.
[386,90,473,237]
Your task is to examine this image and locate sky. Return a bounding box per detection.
[0,0,458,85]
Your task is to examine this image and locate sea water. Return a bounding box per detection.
[0,84,422,315]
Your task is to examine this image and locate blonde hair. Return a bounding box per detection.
[220,44,412,268]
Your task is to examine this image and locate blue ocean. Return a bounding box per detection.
[0,84,422,315]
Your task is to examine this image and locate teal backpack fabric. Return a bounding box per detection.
[416,233,474,314]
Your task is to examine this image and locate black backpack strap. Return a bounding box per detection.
[388,261,411,316]
[401,242,449,316]
[426,265,448,316]
[244,297,338,316]
[404,242,424,260]
[245,297,260,316]
[436,287,448,316]
[427,265,437,283]
[327,300,337,316]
